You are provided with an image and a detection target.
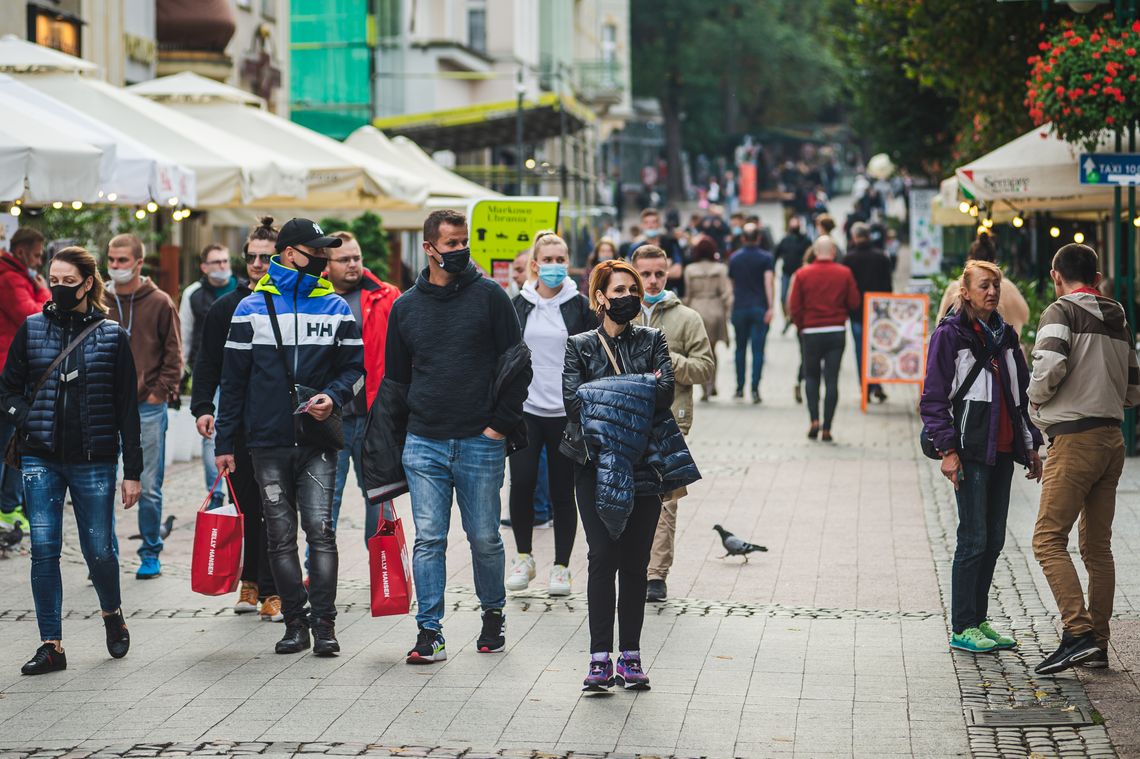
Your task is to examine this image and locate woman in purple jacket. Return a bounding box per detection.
[920,260,1043,654]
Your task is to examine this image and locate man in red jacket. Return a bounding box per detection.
[0,227,49,529]
[788,236,861,442]
[326,231,400,543]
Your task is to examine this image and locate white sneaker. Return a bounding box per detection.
[505,554,536,591]
[549,564,572,597]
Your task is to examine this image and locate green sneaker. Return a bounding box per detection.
[950,627,998,653]
[978,621,1017,650]
[0,506,29,533]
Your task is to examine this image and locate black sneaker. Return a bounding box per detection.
[1035,631,1101,675]
[275,618,311,654]
[477,609,506,653]
[21,643,67,676]
[102,609,130,659]
[1080,648,1109,669]
[312,618,339,657]
[646,579,667,603]
[751,389,761,404]
[406,627,446,664]
[733,389,744,400]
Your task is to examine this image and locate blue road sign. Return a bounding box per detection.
[1079,153,1140,186]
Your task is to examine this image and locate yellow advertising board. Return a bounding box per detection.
[468,197,561,289]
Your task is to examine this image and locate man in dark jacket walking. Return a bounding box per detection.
[192,218,281,622]
[842,222,894,402]
[216,218,364,657]
[364,209,532,665]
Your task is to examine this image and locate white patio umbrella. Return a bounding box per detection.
[0,34,96,74]
[0,74,194,205]
[129,72,429,210]
[17,72,306,206]
[0,112,103,203]
[345,126,499,200]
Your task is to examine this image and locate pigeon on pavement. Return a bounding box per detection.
[713,524,767,562]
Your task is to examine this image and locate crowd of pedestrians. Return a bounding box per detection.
[0,197,1133,689]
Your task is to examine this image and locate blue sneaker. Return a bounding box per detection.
[582,654,614,692]
[136,556,161,580]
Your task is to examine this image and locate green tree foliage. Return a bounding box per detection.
[839,0,1043,180]
[318,211,389,280]
[19,207,164,264]
[631,0,841,200]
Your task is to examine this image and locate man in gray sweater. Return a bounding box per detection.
[1029,243,1140,675]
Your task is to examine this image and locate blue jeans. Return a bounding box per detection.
[0,418,22,512]
[202,391,223,509]
[534,448,551,522]
[22,456,120,641]
[951,454,1014,633]
[732,306,769,392]
[850,320,881,395]
[403,432,507,631]
[137,402,168,559]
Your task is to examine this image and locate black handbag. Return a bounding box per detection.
[920,347,988,460]
[4,320,103,469]
[261,292,344,452]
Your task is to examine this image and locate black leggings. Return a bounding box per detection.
[230,436,276,597]
[508,413,577,565]
[576,464,662,654]
[802,330,845,430]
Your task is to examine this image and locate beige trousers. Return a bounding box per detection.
[647,486,687,581]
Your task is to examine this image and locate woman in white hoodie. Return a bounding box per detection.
[507,232,596,595]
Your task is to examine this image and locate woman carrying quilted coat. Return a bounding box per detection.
[563,259,697,692]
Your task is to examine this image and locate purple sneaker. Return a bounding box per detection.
[582,655,614,692]
[616,651,650,690]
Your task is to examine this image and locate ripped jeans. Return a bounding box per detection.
[250,446,338,624]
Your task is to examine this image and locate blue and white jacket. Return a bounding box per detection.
[215,257,364,454]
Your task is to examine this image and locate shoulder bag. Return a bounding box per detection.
[261,292,344,452]
[5,320,103,469]
[919,345,988,460]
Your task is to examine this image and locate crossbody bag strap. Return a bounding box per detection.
[26,319,103,404]
[261,292,299,405]
[596,329,623,375]
[949,346,988,403]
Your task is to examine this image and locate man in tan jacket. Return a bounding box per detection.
[1029,243,1140,675]
[633,245,715,602]
[105,234,182,580]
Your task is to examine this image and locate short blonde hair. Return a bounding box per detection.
[956,260,1003,317]
[109,233,145,260]
[530,230,568,263]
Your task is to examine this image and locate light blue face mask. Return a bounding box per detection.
[644,228,661,238]
[538,263,567,288]
[643,290,668,304]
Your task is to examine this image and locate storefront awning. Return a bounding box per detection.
[373,93,595,153]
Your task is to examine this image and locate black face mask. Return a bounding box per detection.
[432,245,471,274]
[295,251,327,279]
[51,282,86,310]
[605,294,641,324]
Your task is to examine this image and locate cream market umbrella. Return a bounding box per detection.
[0,93,103,203]
[345,126,499,200]
[0,34,96,74]
[0,73,194,205]
[17,72,306,206]
[129,72,429,210]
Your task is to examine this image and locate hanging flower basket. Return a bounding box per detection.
[1025,16,1140,149]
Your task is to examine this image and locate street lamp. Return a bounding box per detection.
[515,69,526,196]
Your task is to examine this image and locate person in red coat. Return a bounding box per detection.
[0,227,50,527]
[788,236,861,442]
[326,231,400,543]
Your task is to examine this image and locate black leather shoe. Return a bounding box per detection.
[103,610,130,659]
[22,643,66,675]
[275,619,311,654]
[646,579,667,603]
[312,618,340,656]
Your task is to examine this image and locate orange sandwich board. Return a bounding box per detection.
[861,292,929,413]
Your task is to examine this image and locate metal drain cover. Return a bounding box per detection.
[967,707,1094,728]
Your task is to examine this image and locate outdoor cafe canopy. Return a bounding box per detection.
[128,72,430,211]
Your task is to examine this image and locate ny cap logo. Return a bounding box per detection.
[312,222,324,235]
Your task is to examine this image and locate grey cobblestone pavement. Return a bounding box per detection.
[0,257,1136,756]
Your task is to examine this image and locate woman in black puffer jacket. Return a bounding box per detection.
[562,259,675,693]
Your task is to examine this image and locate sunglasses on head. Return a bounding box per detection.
[243,253,272,264]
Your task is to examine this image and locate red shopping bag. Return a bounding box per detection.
[190,473,245,596]
[368,500,413,616]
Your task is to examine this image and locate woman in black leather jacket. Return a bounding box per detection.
[0,246,140,676]
[563,259,674,692]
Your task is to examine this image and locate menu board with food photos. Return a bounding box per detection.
[861,292,929,412]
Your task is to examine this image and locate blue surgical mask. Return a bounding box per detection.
[538,263,567,288]
[732,226,743,235]
[644,228,660,238]
[643,290,667,305]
